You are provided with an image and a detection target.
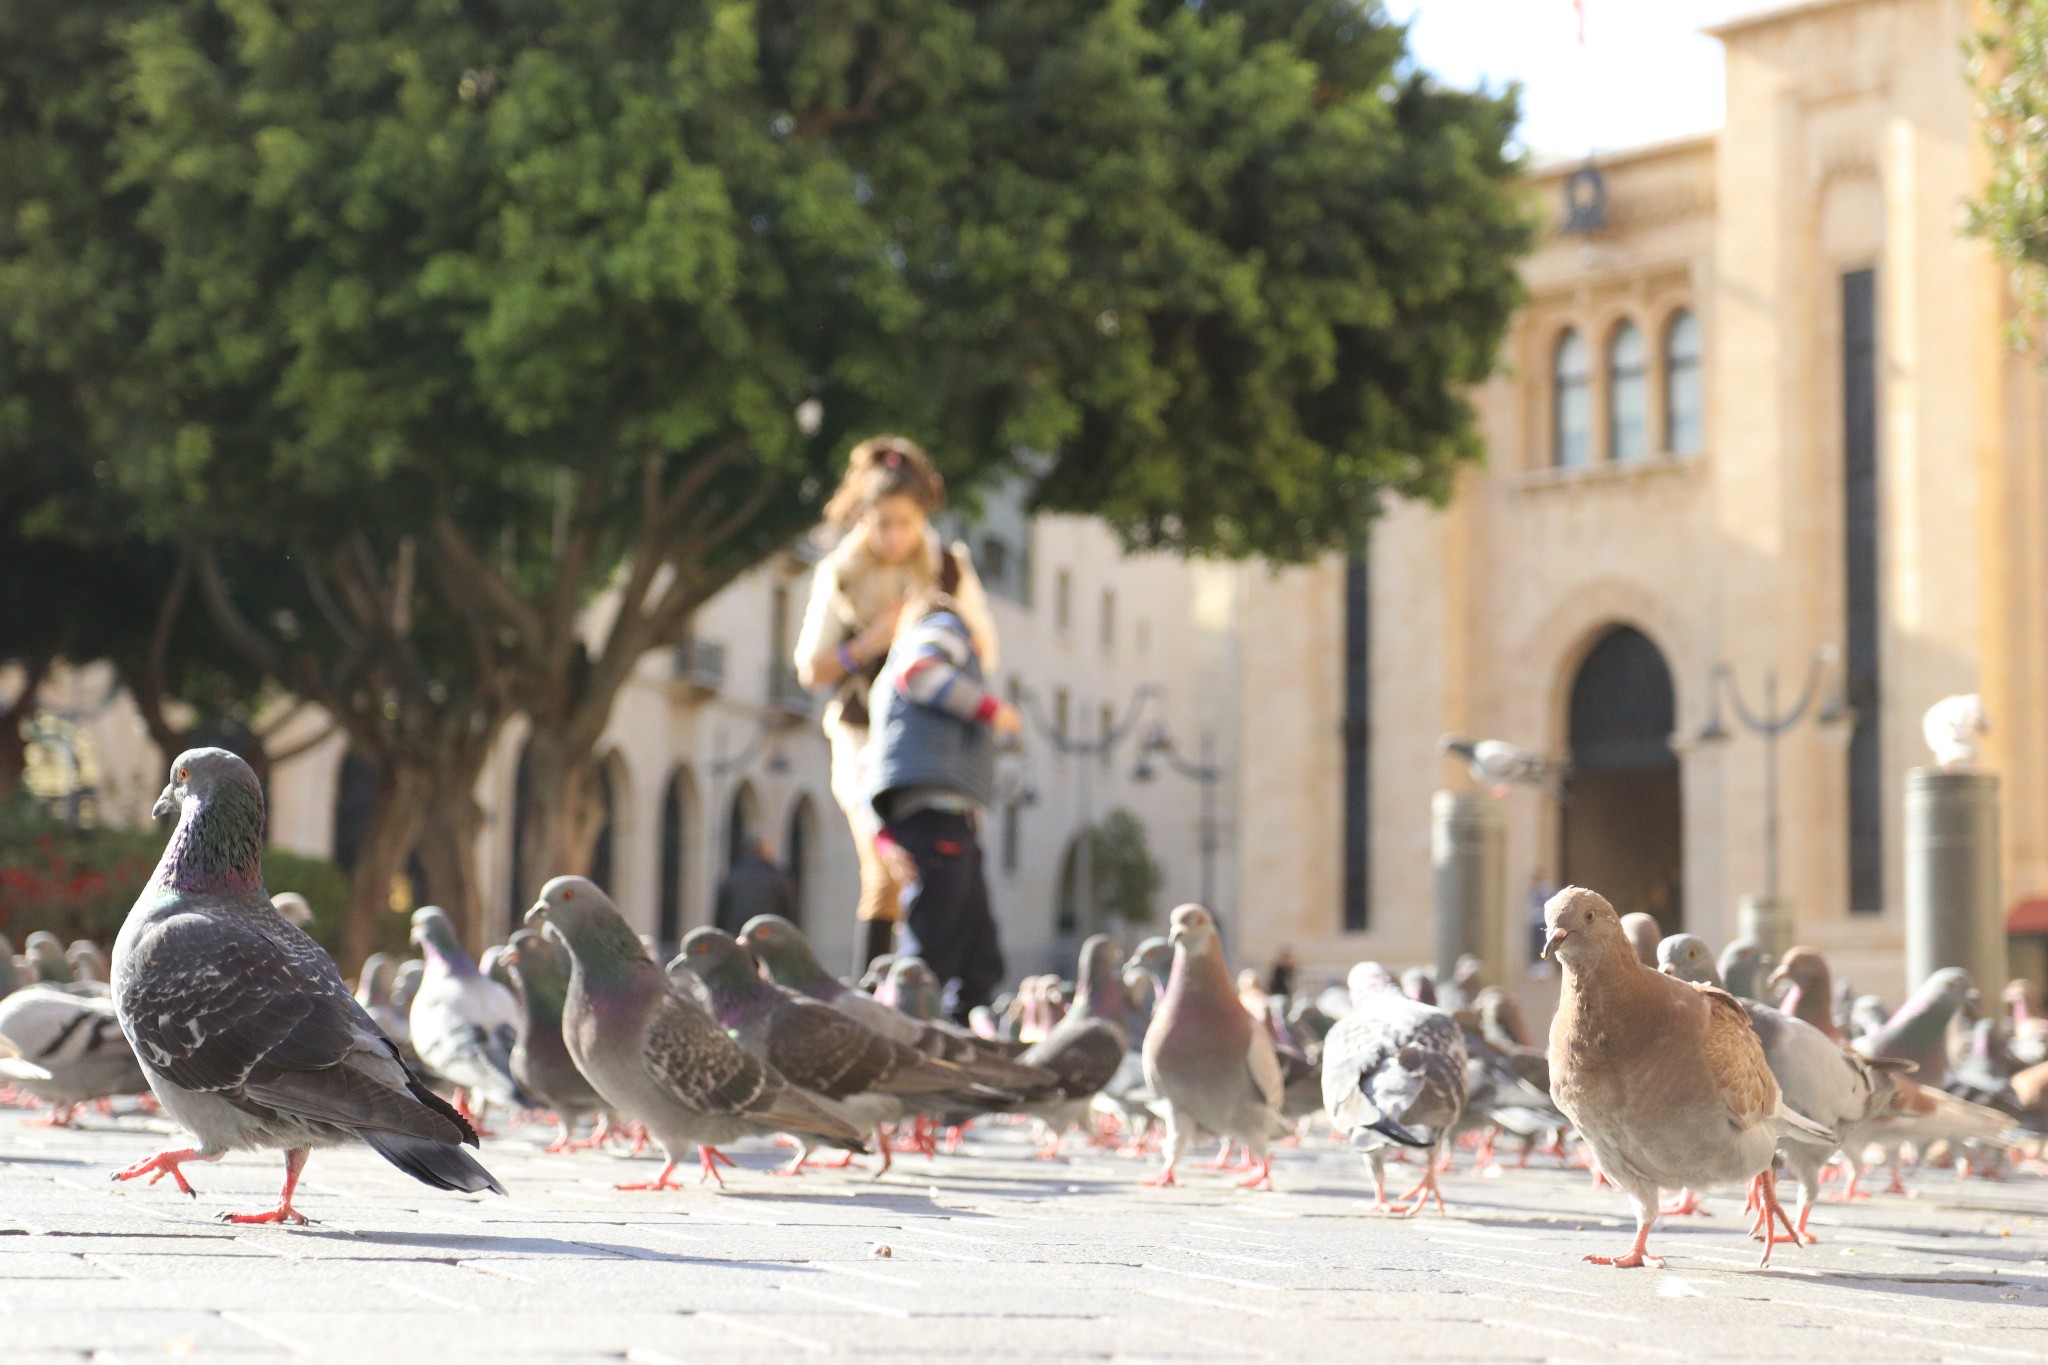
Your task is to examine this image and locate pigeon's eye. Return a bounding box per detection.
[563,889,576,901]
[178,767,189,782]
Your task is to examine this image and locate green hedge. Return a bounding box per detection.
[0,795,358,957]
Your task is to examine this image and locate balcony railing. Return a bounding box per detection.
[767,662,815,722]
[671,637,726,697]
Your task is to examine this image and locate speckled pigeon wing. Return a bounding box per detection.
[642,989,780,1116]
[765,998,936,1099]
[1023,1018,1127,1099]
[1693,981,1778,1128]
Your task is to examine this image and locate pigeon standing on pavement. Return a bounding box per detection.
[1769,948,1843,1041]
[408,905,533,1118]
[1853,968,1973,1086]
[1011,936,1131,1155]
[1542,886,1833,1268]
[1717,940,1773,1003]
[0,986,148,1122]
[1322,962,1467,1214]
[1141,904,1285,1190]
[110,748,499,1222]
[1438,736,1567,797]
[527,877,864,1189]
[502,929,608,1151]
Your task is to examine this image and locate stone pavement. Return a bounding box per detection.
[0,1110,2044,1363]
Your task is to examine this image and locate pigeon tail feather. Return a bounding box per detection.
[360,1129,505,1194]
[1768,1099,1837,1146]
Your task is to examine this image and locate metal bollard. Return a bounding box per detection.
[1903,768,2003,993]
[1737,894,1792,967]
[1432,791,1506,982]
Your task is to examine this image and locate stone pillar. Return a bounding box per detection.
[1737,894,1792,966]
[1433,791,1506,981]
[1904,768,2003,992]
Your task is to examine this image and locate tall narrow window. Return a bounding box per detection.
[1553,329,1592,467]
[1842,270,1882,912]
[1054,570,1072,632]
[1100,589,1116,653]
[658,767,693,953]
[1342,557,1370,932]
[1664,309,1702,454]
[1607,321,1647,462]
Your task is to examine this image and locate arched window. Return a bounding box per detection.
[726,782,761,871]
[587,758,618,894]
[784,795,817,929]
[658,766,696,951]
[1553,329,1592,467]
[1607,321,1647,463]
[1664,309,1703,454]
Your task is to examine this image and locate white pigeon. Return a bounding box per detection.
[1322,963,1468,1215]
[0,986,145,1121]
[1438,736,1567,797]
[407,906,532,1114]
[1922,694,1989,771]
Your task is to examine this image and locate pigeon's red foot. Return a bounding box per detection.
[697,1146,735,1188]
[1584,1223,1664,1269]
[1394,1164,1444,1215]
[1201,1138,1241,1170]
[617,1162,685,1192]
[1238,1156,1275,1191]
[25,1104,81,1128]
[1141,1163,1180,1188]
[219,1148,311,1225]
[1659,1188,1708,1217]
[112,1146,213,1196]
[1747,1172,1804,1267]
[1032,1134,1067,1161]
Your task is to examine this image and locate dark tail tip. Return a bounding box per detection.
[362,1130,507,1195]
[1368,1115,1435,1149]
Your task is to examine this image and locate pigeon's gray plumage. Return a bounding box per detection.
[111,749,499,1223]
[408,906,533,1112]
[270,892,315,930]
[1717,939,1772,1002]
[1656,934,1723,989]
[0,986,147,1119]
[1011,936,1131,1153]
[1323,963,1467,1214]
[528,877,864,1190]
[66,940,110,984]
[502,930,607,1149]
[1438,736,1567,796]
[1853,968,1973,1086]
[25,932,73,985]
[1141,905,1285,1189]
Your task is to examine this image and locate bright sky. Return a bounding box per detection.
[1384,1,1788,162]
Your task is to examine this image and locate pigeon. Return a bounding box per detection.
[1620,915,1662,968]
[1436,953,1485,1015]
[681,927,1006,1172]
[1717,939,1773,1002]
[1438,736,1567,797]
[882,958,946,1022]
[110,748,500,1222]
[501,930,607,1151]
[66,940,110,983]
[1923,693,1989,770]
[1541,886,1833,1268]
[739,916,1045,1084]
[0,1033,50,1084]
[1656,934,1723,988]
[24,932,74,984]
[2003,979,2047,1066]
[355,954,411,1049]
[1009,936,1131,1155]
[1738,998,1912,1241]
[390,958,425,1014]
[1141,904,1285,1190]
[1853,968,1973,1086]
[0,934,19,998]
[1769,948,1843,1042]
[271,892,315,930]
[1323,962,1468,1214]
[1122,936,1172,1042]
[408,905,533,1116]
[1472,987,1550,1093]
[0,986,147,1121]
[526,876,864,1189]
[1399,966,1438,1006]
[1848,993,1891,1042]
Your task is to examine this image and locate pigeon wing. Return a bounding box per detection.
[766,999,954,1099]
[642,992,863,1143]
[1691,981,1779,1129]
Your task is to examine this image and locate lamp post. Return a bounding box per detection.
[1693,645,1848,955]
[1132,723,1223,920]
[1019,683,1161,935]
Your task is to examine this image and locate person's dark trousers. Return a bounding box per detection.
[887,807,1004,1023]
[855,918,896,980]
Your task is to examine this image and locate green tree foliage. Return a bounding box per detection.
[1972,0,2048,346]
[1090,808,1163,925]
[2,0,1531,959]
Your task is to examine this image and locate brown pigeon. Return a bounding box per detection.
[1542,887,1832,1269]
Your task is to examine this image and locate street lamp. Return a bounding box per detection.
[1131,721,1223,918]
[1693,645,1849,951]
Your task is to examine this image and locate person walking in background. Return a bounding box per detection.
[793,437,1000,977]
[713,831,796,936]
[867,593,1019,1024]
[1266,946,1298,1002]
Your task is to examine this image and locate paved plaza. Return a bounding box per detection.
[0,1111,2041,1363]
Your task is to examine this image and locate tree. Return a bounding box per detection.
[1090,808,1163,925]
[5,0,1531,962]
[1973,0,2048,347]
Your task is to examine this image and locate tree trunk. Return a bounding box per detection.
[341,763,433,976]
[515,726,607,914]
[416,779,489,956]
[0,655,53,801]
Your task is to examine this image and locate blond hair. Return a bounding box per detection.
[823,435,946,528]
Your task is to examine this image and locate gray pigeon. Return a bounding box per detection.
[270,892,315,930]
[1620,915,1662,969]
[1853,968,1973,1086]
[1010,936,1131,1154]
[1438,736,1567,796]
[355,954,411,1047]
[111,749,499,1222]
[1656,934,1724,989]
[1141,904,1285,1189]
[1324,963,1468,1214]
[739,916,1044,1082]
[408,906,533,1116]
[1849,993,1891,1042]
[391,958,425,1013]
[502,929,607,1150]
[527,876,864,1189]
[1717,939,1773,1002]
[0,986,148,1121]
[681,927,1007,1173]
[25,932,73,985]
[66,940,110,984]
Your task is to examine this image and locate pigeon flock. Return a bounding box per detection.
[2,748,2045,1272]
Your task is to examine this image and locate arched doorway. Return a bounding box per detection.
[1561,625,1683,934]
[726,782,761,871]
[784,795,817,929]
[1055,833,1086,936]
[658,766,697,952]
[587,758,618,894]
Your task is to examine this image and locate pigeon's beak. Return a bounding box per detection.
[152,785,177,820]
[1540,926,1568,962]
[1766,963,1789,991]
[523,902,548,930]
